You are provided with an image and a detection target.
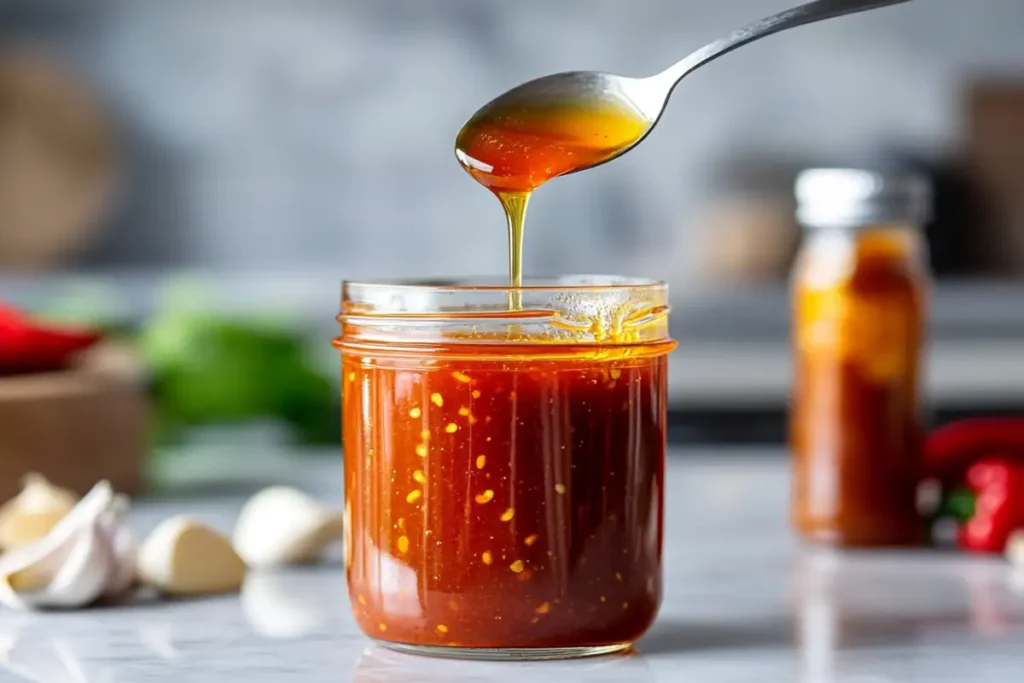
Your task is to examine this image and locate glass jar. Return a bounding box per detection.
[334,276,676,660]
[790,169,931,547]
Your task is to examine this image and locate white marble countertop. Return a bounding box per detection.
[3,448,1024,682]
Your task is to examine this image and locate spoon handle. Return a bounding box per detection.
[658,0,913,87]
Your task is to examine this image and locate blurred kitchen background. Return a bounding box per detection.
[1,0,1023,461]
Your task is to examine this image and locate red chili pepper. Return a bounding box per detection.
[925,419,1024,483]
[924,419,1024,553]
[957,458,1024,554]
[0,303,102,374]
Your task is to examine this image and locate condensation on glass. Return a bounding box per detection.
[790,169,931,547]
[334,277,676,659]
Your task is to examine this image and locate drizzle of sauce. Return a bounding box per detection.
[455,96,650,306]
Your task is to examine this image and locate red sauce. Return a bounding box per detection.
[340,342,669,649]
[455,99,649,194]
[790,227,927,546]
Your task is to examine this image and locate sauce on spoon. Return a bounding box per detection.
[455,91,649,303]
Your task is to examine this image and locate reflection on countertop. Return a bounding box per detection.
[352,644,652,682]
[1,450,1023,681]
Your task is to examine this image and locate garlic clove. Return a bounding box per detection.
[9,521,115,609]
[232,486,345,568]
[15,473,78,510]
[137,517,246,596]
[0,481,131,610]
[0,474,78,551]
[0,511,69,552]
[0,482,113,582]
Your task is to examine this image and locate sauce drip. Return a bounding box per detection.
[455,97,650,303]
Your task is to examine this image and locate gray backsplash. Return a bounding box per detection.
[4,0,1024,288]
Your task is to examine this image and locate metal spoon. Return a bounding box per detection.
[456,0,912,180]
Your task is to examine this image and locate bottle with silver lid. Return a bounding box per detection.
[789,167,931,548]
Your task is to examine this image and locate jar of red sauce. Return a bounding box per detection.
[334,277,675,659]
[790,169,931,547]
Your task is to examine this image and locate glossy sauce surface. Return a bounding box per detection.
[342,344,668,648]
[790,226,927,546]
[455,98,649,295]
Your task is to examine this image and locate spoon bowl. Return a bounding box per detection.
[454,72,655,193]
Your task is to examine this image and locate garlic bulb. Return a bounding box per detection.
[0,481,136,610]
[0,474,78,551]
[232,486,344,568]
[136,517,246,596]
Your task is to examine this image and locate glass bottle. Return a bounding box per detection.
[790,169,931,547]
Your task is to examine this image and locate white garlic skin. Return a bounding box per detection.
[232,486,344,568]
[19,520,115,609]
[0,481,136,611]
[137,517,246,596]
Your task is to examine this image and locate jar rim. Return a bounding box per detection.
[343,275,665,295]
[338,275,672,350]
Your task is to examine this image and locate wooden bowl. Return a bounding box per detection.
[0,343,148,501]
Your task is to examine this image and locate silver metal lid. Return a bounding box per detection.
[795,168,931,229]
